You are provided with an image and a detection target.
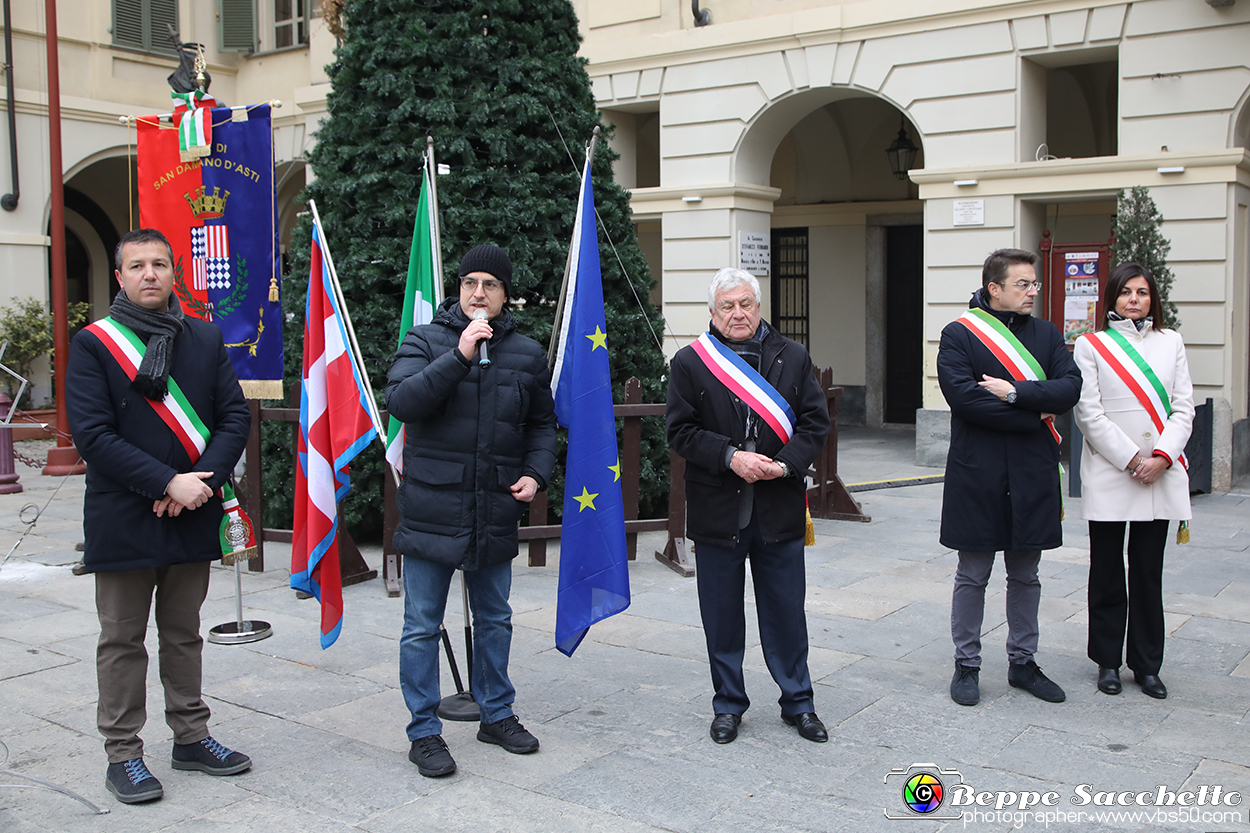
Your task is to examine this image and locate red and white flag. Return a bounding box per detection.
[290,215,378,648]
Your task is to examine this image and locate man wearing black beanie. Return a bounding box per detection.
[386,243,557,778]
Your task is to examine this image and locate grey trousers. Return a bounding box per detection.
[951,550,1041,668]
[95,561,212,763]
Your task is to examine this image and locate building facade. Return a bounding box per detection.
[4,0,1249,484]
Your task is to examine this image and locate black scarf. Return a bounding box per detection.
[108,290,185,400]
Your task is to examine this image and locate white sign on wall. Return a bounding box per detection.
[739,231,770,276]
[953,199,985,226]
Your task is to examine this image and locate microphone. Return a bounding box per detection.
[472,309,491,367]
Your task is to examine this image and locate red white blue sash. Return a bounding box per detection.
[955,309,1061,445]
[85,318,210,464]
[1082,330,1188,471]
[691,332,796,443]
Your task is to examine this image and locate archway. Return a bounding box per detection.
[736,89,925,426]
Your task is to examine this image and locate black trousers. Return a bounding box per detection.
[694,513,814,718]
[1087,519,1169,675]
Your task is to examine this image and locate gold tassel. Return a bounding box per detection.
[1177,520,1189,545]
[268,277,280,302]
[804,499,815,546]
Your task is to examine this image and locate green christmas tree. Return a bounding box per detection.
[1111,186,1180,329]
[266,0,668,537]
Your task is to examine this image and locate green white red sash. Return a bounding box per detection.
[85,318,210,464]
[955,309,1061,444]
[1081,330,1188,471]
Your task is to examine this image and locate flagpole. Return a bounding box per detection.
[426,136,444,307]
[307,199,390,451]
[548,126,599,364]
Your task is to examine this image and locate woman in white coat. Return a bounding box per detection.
[1073,263,1193,700]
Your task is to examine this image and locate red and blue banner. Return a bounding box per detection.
[137,103,282,398]
[290,217,378,649]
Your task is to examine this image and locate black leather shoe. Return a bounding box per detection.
[1097,667,1122,695]
[950,663,980,705]
[782,712,828,743]
[1134,672,1167,699]
[709,713,741,744]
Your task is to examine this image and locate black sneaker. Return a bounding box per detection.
[409,734,456,777]
[477,715,540,754]
[950,663,980,705]
[1008,660,1066,702]
[105,758,163,804]
[171,736,252,775]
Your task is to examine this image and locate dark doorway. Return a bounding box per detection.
[884,224,923,424]
[770,227,809,349]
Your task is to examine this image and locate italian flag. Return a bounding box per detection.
[384,158,443,473]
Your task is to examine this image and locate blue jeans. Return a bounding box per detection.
[400,556,516,740]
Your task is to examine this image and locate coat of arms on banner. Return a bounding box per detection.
[136,103,283,398]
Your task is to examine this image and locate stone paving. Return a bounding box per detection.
[0,428,1247,832]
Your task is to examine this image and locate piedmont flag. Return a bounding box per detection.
[290,217,378,648]
[550,154,630,657]
[385,160,442,473]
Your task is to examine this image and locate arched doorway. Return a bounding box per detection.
[737,89,925,425]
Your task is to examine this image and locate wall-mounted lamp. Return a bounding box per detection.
[692,0,711,26]
[1205,0,1234,8]
[1157,166,1185,174]
[886,117,918,180]
[953,179,979,187]
[682,196,703,203]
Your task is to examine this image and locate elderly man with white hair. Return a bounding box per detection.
[666,267,831,745]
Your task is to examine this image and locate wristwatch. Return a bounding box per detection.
[777,460,791,478]
[1005,385,1018,404]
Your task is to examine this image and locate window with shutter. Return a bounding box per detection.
[112,0,178,55]
[219,0,257,53]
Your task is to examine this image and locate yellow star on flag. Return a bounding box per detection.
[586,325,608,351]
[573,486,599,512]
[608,457,621,482]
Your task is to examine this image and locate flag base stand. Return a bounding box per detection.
[208,554,273,645]
[437,691,478,722]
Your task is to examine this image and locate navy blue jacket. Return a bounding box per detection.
[937,290,1081,552]
[385,300,557,571]
[667,325,830,546]
[66,314,250,573]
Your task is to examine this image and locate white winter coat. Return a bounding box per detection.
[1073,318,1193,522]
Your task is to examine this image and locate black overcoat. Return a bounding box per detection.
[937,290,1081,552]
[385,300,557,571]
[667,325,830,546]
[65,315,250,573]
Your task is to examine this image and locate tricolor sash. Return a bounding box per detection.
[955,309,1062,445]
[691,332,797,443]
[1081,330,1188,471]
[85,318,210,464]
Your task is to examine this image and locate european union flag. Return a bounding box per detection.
[550,155,630,657]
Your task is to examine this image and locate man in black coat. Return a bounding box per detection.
[65,229,252,804]
[386,244,557,778]
[938,248,1081,707]
[667,267,831,745]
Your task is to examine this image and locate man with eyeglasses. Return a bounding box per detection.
[938,248,1081,707]
[667,267,831,745]
[386,243,557,778]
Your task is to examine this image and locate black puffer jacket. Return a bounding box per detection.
[937,289,1082,553]
[385,299,557,571]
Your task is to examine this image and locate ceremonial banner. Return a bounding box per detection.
[137,103,283,398]
[385,157,443,474]
[290,217,378,649]
[550,155,630,657]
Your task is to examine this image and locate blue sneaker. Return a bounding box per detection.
[105,758,163,803]
[171,736,252,775]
